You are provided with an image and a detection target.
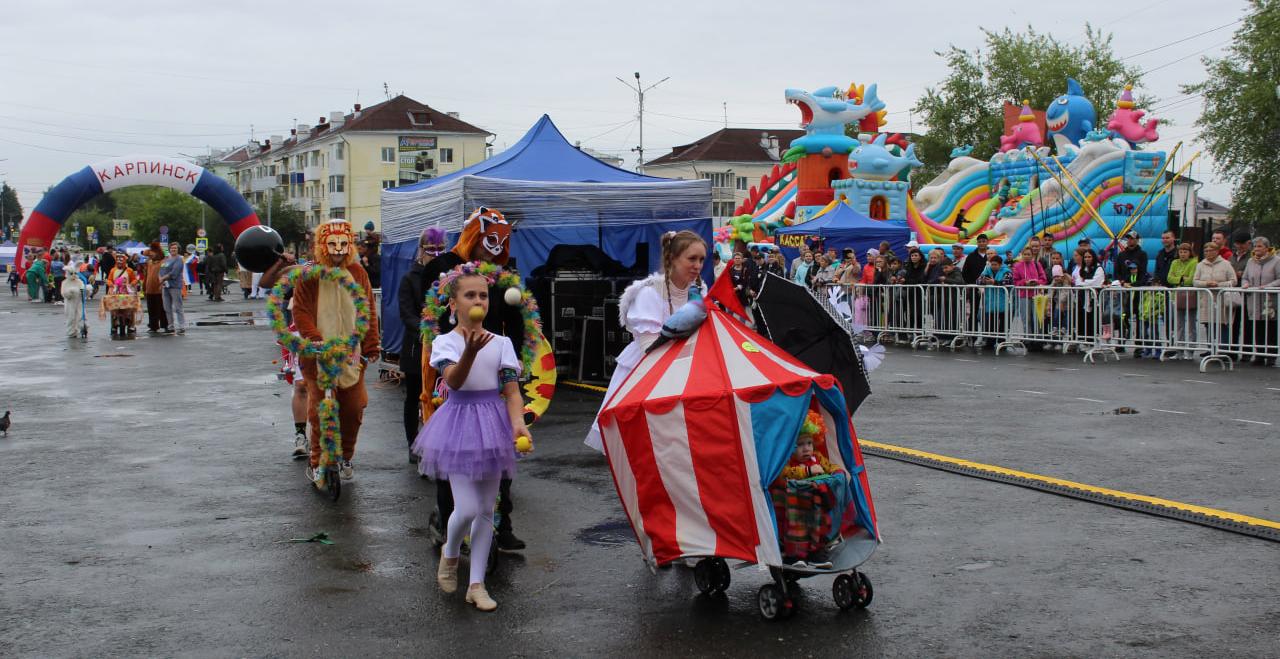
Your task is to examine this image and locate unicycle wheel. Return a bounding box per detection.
[327,469,341,501]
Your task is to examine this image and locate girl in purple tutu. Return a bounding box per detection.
[412,264,530,612]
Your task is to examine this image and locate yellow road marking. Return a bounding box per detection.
[564,380,1280,532]
[563,380,608,393]
[861,439,1280,531]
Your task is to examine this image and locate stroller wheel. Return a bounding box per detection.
[693,558,730,596]
[834,571,873,610]
[757,584,794,621]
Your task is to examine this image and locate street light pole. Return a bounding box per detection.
[616,72,669,175]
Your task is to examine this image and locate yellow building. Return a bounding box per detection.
[222,95,491,230]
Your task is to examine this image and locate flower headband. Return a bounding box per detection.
[433,261,496,300]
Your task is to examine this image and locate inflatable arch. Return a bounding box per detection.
[16,155,260,271]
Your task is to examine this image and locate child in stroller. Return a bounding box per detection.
[770,411,849,569]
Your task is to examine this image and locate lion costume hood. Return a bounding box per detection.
[314,219,357,268]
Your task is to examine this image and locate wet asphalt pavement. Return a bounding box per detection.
[2,291,1278,657]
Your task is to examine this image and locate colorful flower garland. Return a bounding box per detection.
[266,265,371,483]
[419,261,542,375]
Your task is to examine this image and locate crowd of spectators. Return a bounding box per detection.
[725,228,1279,366]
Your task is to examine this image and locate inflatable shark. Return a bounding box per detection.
[784,85,885,154]
[1045,78,1096,150]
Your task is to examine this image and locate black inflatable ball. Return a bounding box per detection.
[234,225,285,273]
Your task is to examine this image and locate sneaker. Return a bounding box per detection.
[339,459,354,480]
[176,328,185,335]
[495,530,526,552]
[305,466,325,490]
[291,434,307,460]
[806,548,833,569]
[426,511,445,547]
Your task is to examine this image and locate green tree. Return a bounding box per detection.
[1,182,23,240]
[912,25,1147,186]
[254,192,307,251]
[1183,1,1280,233]
[130,187,204,246]
[66,208,115,249]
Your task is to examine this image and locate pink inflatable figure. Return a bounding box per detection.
[999,100,1044,152]
[1106,84,1159,145]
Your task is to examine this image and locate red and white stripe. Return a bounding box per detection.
[598,308,837,567]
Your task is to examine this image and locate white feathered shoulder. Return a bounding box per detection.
[617,273,664,327]
[617,272,707,327]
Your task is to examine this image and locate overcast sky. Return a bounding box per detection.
[0,0,1247,215]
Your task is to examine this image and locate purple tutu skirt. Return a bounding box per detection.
[411,388,517,480]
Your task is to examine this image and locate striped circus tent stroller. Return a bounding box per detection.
[597,298,879,620]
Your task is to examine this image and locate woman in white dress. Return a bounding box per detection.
[585,230,707,451]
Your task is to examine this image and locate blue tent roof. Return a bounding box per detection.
[391,114,666,191]
[775,201,910,259]
[377,114,712,355]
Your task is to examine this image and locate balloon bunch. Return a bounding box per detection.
[728,214,757,242]
[713,225,734,245]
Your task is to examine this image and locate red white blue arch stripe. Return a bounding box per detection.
[16,155,259,268]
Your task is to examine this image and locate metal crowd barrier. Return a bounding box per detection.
[821,283,1280,373]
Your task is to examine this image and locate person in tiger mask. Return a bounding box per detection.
[414,207,527,552]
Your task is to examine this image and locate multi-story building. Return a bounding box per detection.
[643,128,804,223]
[222,95,491,230]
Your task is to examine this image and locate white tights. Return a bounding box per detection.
[442,476,501,585]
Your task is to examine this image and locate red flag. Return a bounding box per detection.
[707,268,748,320]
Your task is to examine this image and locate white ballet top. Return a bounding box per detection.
[429,330,521,391]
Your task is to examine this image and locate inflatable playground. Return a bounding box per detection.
[721,79,1194,269]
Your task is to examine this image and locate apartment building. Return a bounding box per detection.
[643,128,804,222]
[221,95,491,230]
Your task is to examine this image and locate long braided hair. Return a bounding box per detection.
[660,230,706,314]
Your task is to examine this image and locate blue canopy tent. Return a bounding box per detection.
[774,201,910,266]
[378,115,712,354]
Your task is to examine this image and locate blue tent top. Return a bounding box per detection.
[377,114,712,355]
[775,201,910,260]
[391,114,667,192]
